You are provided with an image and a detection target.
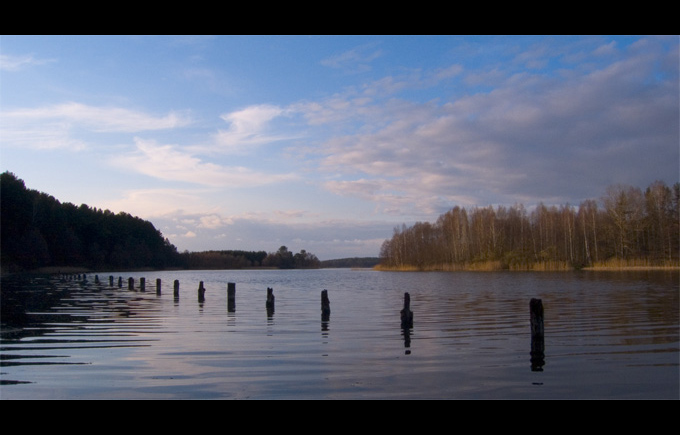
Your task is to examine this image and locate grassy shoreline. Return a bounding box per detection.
[373,259,680,272]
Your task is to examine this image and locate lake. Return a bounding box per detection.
[1,268,678,399]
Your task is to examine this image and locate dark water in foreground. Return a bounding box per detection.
[1,269,678,399]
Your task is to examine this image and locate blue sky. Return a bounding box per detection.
[1,35,678,260]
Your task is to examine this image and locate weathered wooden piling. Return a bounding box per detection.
[227,282,236,312]
[198,281,206,302]
[173,279,180,298]
[128,277,134,290]
[109,275,114,287]
[530,298,545,371]
[95,275,100,284]
[530,298,544,337]
[140,277,146,292]
[156,278,162,295]
[400,292,413,329]
[266,287,275,314]
[118,276,123,288]
[321,289,331,321]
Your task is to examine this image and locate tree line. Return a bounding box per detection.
[179,246,320,270]
[1,171,181,272]
[379,181,679,271]
[1,172,322,272]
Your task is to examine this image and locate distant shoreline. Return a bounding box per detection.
[3,263,678,279]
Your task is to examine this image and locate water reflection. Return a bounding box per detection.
[1,274,162,386]
[1,269,677,399]
[402,327,412,355]
[530,298,545,371]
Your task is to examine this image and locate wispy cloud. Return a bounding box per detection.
[112,137,299,187]
[0,53,54,71]
[320,42,383,73]
[3,102,191,132]
[304,36,679,213]
[153,210,394,259]
[1,103,192,150]
[212,104,295,154]
[2,36,676,260]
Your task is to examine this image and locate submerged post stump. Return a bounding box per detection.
[156,278,162,295]
[530,298,545,371]
[227,282,236,312]
[173,280,180,298]
[95,275,100,284]
[401,292,413,329]
[198,281,206,302]
[321,289,331,321]
[266,287,275,315]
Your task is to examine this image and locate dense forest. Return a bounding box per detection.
[379,181,680,271]
[1,171,182,272]
[0,172,321,272]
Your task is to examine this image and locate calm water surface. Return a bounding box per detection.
[1,269,678,399]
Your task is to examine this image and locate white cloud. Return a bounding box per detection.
[112,137,299,187]
[199,214,234,229]
[212,104,295,154]
[154,210,394,259]
[303,37,679,215]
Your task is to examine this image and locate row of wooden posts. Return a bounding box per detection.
[64,273,546,370]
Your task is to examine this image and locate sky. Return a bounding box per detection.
[1,35,678,260]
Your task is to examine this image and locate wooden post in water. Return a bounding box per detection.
[227,282,236,312]
[530,298,544,337]
[109,275,114,287]
[156,278,162,295]
[321,289,331,321]
[530,298,545,371]
[140,277,146,292]
[95,275,100,284]
[173,280,180,298]
[128,277,134,290]
[401,292,413,329]
[198,281,206,302]
[118,276,123,288]
[266,287,275,315]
